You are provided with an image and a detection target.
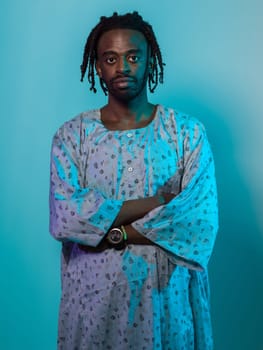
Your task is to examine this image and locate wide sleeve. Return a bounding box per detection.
[132,119,218,270]
[49,121,123,246]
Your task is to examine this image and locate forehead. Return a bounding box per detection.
[97,28,148,54]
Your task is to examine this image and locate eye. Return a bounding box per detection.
[128,55,139,63]
[105,56,117,64]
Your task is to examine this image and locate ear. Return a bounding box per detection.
[95,61,102,78]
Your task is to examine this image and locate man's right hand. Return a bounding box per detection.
[112,193,175,227]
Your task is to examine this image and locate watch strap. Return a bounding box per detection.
[120,225,128,242]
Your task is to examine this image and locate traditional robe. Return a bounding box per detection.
[49,105,218,349]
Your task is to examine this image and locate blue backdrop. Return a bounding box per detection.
[1,1,262,349]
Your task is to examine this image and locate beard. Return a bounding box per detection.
[101,73,149,102]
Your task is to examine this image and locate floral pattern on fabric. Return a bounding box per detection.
[49,105,218,349]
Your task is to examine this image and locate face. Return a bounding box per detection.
[96,29,150,101]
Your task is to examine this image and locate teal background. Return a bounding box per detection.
[1,1,262,349]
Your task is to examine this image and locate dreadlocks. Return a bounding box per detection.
[80,11,164,95]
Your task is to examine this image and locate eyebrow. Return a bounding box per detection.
[102,49,143,57]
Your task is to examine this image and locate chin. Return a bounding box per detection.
[114,93,139,102]
[109,86,145,102]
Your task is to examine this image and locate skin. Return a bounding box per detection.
[95,29,174,244]
[96,28,155,130]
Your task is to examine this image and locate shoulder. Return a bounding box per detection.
[53,109,100,141]
[159,105,206,136]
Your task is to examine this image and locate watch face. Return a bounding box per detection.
[110,229,123,244]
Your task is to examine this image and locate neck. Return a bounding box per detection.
[101,89,155,129]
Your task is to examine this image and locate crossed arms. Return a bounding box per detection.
[49,116,218,269]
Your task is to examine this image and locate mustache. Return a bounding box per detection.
[110,74,136,83]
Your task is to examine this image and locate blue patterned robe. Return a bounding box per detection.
[49,105,218,349]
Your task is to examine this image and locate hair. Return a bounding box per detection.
[80,11,164,95]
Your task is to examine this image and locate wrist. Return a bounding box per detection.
[106,226,128,250]
[124,224,153,245]
[121,225,128,241]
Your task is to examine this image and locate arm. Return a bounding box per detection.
[49,123,173,246]
[49,128,122,246]
[111,193,175,227]
[130,120,218,270]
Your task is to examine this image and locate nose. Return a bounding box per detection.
[116,56,131,73]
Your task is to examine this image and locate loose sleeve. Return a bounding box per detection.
[49,121,123,246]
[132,119,218,270]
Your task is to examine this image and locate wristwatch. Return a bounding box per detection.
[106,227,127,250]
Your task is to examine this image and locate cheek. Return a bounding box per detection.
[96,61,110,78]
[137,64,149,78]
[100,66,114,79]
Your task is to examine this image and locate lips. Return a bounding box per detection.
[112,77,135,83]
[112,77,135,89]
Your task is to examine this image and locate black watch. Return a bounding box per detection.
[106,227,126,250]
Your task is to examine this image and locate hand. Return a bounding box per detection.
[159,193,176,204]
[112,193,176,228]
[112,196,165,227]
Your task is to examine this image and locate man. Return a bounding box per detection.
[49,11,218,350]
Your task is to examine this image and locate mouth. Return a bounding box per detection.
[112,77,135,89]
